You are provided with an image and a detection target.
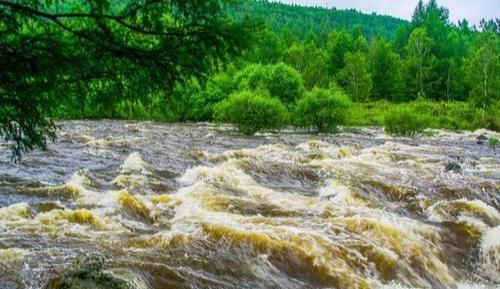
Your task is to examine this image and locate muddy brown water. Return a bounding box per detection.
[0,121,499,289]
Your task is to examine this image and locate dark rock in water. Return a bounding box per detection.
[476,134,488,145]
[65,254,106,276]
[449,155,464,162]
[445,161,462,173]
[44,254,131,289]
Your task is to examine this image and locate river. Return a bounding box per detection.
[0,121,499,289]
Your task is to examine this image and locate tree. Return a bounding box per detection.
[280,24,299,47]
[339,52,372,101]
[425,0,450,23]
[235,63,305,104]
[353,35,370,54]
[417,0,453,100]
[326,30,353,75]
[370,39,403,101]
[0,0,254,158]
[404,28,435,99]
[233,0,406,41]
[412,0,425,26]
[465,31,500,109]
[247,26,284,64]
[187,72,236,121]
[284,42,329,89]
[294,87,351,132]
[479,18,500,34]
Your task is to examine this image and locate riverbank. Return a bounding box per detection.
[53,99,500,136]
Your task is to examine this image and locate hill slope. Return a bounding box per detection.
[233,0,408,40]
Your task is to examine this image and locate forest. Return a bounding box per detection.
[1,0,499,157]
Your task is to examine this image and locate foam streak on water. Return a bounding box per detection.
[0,121,499,289]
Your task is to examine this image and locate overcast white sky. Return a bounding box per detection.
[278,0,499,25]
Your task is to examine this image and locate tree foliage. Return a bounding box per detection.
[404,28,435,99]
[232,0,406,40]
[214,90,289,135]
[339,52,372,101]
[370,38,403,101]
[294,86,351,132]
[235,63,305,104]
[465,31,500,109]
[0,0,254,158]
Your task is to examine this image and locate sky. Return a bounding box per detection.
[278,0,500,25]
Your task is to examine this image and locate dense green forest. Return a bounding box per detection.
[232,0,407,40]
[1,0,499,157]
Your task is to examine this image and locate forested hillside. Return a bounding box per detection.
[232,0,408,40]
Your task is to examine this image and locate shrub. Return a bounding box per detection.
[294,87,351,133]
[267,63,305,104]
[160,82,200,122]
[214,90,289,135]
[472,101,500,132]
[235,63,305,104]
[188,87,226,121]
[187,73,234,121]
[407,99,472,130]
[489,137,500,149]
[346,100,391,126]
[383,107,431,136]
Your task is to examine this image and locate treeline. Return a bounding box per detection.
[238,0,499,105]
[52,0,498,133]
[232,0,407,40]
[0,0,254,157]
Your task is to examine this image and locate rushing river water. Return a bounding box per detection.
[0,121,499,289]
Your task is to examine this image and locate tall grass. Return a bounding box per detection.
[347,99,497,134]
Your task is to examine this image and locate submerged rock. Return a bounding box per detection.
[476,134,488,145]
[44,254,131,289]
[445,161,462,173]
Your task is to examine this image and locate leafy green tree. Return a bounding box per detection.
[267,63,305,104]
[235,63,305,104]
[294,87,351,132]
[187,72,236,121]
[326,30,353,75]
[233,0,406,41]
[425,0,450,24]
[353,35,370,54]
[284,44,307,72]
[0,0,253,158]
[280,24,299,47]
[412,0,425,26]
[404,28,435,99]
[479,18,500,34]
[465,31,500,109]
[339,52,372,101]
[284,42,329,89]
[214,90,289,135]
[247,26,284,64]
[392,24,413,54]
[421,1,455,100]
[370,38,403,101]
